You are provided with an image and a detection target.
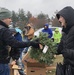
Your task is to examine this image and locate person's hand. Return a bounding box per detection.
[39,44,43,49]
[11,60,16,65]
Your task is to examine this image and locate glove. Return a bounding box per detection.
[33,38,40,42]
[30,41,43,49]
[30,41,40,48]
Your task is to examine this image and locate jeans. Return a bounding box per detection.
[0,64,10,75]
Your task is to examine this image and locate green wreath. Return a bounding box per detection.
[29,32,57,65]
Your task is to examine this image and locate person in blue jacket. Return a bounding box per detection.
[10,28,25,75]
[42,23,53,38]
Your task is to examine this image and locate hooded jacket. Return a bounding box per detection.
[56,6,74,66]
[42,24,53,38]
[53,28,62,43]
[26,27,34,40]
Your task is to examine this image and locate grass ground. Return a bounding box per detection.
[46,55,63,75]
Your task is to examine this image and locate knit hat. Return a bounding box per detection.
[0,7,12,20]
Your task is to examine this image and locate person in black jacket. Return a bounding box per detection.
[0,7,43,75]
[56,6,74,75]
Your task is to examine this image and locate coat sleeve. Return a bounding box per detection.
[2,28,39,48]
[48,29,53,38]
[10,48,21,60]
[62,49,74,60]
[57,37,63,54]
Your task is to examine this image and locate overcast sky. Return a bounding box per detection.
[0,0,74,18]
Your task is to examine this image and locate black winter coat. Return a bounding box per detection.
[57,26,74,66]
[56,6,74,66]
[0,21,39,64]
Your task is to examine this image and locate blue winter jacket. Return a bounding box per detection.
[14,32,24,51]
[42,26,53,38]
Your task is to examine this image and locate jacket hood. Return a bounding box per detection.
[44,23,49,27]
[55,28,59,32]
[56,6,74,34]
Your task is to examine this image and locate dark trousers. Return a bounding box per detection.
[0,64,10,75]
